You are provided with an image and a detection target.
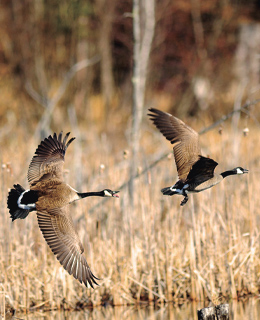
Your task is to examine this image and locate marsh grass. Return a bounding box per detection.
[0,119,259,316]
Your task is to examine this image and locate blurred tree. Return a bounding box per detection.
[129,0,155,206]
[0,0,260,133]
[96,0,116,113]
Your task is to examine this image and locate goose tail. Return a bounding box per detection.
[7,184,30,221]
[161,186,177,196]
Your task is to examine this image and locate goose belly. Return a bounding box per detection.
[187,178,222,193]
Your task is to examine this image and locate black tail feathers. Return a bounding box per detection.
[7,184,30,221]
[161,186,176,196]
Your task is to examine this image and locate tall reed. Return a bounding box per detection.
[0,120,259,315]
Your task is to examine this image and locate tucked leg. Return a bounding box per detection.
[180,196,189,206]
[180,190,189,206]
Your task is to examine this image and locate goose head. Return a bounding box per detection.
[103,189,120,198]
[234,167,249,175]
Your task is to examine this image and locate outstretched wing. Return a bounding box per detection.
[28,132,75,187]
[148,108,201,181]
[36,206,99,288]
[186,156,218,185]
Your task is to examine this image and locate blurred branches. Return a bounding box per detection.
[96,0,116,110]
[1,0,260,130]
[25,55,100,139]
[199,99,260,135]
[129,0,155,206]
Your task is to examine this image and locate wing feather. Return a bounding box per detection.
[148,108,201,180]
[186,156,218,185]
[36,206,98,288]
[28,132,75,187]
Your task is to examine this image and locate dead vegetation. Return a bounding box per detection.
[0,111,259,314]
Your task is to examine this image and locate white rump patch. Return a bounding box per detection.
[170,186,182,194]
[17,190,36,210]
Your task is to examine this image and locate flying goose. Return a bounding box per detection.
[148,108,248,206]
[7,132,119,288]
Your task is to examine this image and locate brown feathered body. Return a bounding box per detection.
[32,180,79,210]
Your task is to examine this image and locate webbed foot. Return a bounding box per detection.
[180,196,189,206]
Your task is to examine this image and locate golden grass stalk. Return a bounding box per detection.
[0,121,259,314]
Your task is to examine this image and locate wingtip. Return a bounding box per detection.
[147,107,157,116]
[57,131,63,142]
[83,275,100,289]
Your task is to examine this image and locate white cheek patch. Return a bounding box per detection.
[104,190,112,197]
[236,168,243,175]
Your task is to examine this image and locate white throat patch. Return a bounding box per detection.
[236,168,243,175]
[104,190,112,197]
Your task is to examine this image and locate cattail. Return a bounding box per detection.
[99,163,105,173]
[123,149,129,159]
[243,127,249,137]
[167,153,172,160]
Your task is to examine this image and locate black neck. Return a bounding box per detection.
[77,191,104,198]
[221,170,236,179]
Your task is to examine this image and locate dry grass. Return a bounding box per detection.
[0,113,259,316]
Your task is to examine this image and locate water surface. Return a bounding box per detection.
[13,298,260,319]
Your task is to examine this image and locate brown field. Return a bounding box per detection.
[0,108,259,315]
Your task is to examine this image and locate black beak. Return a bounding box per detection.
[243,169,249,173]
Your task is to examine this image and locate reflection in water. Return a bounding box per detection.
[14,298,260,320]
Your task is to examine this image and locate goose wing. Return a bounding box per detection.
[28,132,75,187]
[36,206,98,288]
[148,108,201,180]
[186,156,218,185]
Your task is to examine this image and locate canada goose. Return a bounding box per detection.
[148,108,248,206]
[7,132,119,288]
